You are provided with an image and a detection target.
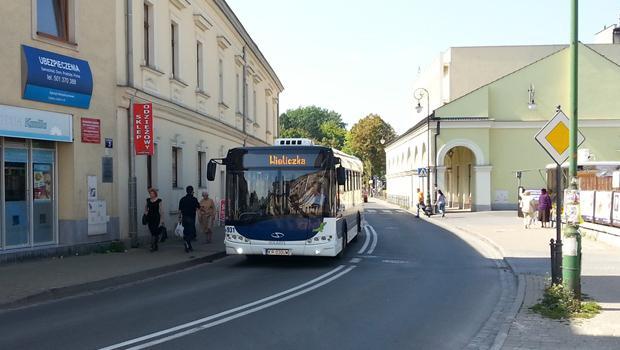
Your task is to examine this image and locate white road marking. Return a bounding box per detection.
[367,225,379,254]
[357,226,371,255]
[99,265,350,350]
[349,258,362,263]
[381,209,391,213]
[366,209,376,213]
[122,266,357,350]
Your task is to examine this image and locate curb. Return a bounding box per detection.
[0,250,227,312]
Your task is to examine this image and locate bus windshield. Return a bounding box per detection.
[226,168,333,225]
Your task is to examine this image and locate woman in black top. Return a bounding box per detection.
[145,188,164,251]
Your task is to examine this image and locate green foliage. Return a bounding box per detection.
[320,120,347,148]
[279,106,347,149]
[531,284,601,319]
[345,114,396,178]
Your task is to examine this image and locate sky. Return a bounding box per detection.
[226,0,620,134]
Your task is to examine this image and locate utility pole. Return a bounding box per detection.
[563,0,581,298]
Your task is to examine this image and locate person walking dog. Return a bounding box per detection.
[144,188,164,252]
[178,186,200,252]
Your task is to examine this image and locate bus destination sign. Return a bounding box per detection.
[241,152,324,168]
[269,155,307,166]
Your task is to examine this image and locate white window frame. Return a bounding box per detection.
[218,58,224,104]
[171,21,180,79]
[196,40,204,91]
[31,0,78,49]
[143,1,155,67]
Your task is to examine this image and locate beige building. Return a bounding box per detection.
[0,0,119,260]
[0,0,282,259]
[387,39,620,212]
[115,0,284,240]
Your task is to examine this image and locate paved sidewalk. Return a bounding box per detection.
[424,210,620,349]
[0,228,226,310]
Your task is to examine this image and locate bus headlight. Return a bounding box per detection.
[236,247,244,254]
[315,249,321,255]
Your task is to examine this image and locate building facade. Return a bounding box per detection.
[387,42,620,212]
[0,0,119,260]
[0,0,282,260]
[115,0,284,239]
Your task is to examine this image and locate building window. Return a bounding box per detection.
[252,89,257,122]
[196,41,204,90]
[198,151,206,188]
[235,73,240,113]
[172,146,181,188]
[265,102,269,131]
[143,3,153,66]
[37,0,69,41]
[171,22,179,78]
[218,58,224,103]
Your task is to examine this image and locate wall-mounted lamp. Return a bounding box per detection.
[527,84,536,110]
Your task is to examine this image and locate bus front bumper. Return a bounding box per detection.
[225,241,338,257]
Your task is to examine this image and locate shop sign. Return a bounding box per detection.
[21,45,93,109]
[81,118,100,143]
[219,199,226,223]
[133,103,154,155]
[0,104,72,142]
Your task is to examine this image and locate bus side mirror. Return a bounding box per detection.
[207,160,217,181]
[337,166,346,186]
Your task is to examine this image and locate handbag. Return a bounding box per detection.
[159,225,168,242]
[141,214,148,225]
[174,223,184,238]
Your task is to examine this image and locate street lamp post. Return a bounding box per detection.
[415,88,431,212]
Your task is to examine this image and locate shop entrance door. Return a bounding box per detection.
[4,148,29,247]
[33,149,55,244]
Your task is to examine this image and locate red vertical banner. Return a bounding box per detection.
[133,103,154,155]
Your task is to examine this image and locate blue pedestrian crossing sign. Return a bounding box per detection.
[418,168,428,177]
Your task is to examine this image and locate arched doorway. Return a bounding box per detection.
[443,147,475,210]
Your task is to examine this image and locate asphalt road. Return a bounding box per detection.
[0,201,503,350]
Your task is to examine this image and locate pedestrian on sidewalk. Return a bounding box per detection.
[144,188,164,252]
[198,191,216,243]
[520,189,538,229]
[178,186,200,253]
[416,188,424,218]
[538,188,552,228]
[436,189,446,217]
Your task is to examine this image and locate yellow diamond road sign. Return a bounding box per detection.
[535,111,585,165]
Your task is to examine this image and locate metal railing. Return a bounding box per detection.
[387,194,410,208]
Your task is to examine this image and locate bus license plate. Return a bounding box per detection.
[266,249,291,256]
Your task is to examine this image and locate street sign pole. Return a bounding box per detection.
[563,0,581,298]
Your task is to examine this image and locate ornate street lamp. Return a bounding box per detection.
[414,88,432,213]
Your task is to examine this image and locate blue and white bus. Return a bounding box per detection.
[207,138,364,257]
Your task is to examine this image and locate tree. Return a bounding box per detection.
[279,106,347,148]
[319,120,347,149]
[346,114,396,178]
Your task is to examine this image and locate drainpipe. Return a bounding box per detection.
[433,113,440,196]
[242,46,247,146]
[126,0,138,247]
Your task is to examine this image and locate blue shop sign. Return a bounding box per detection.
[21,45,93,109]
